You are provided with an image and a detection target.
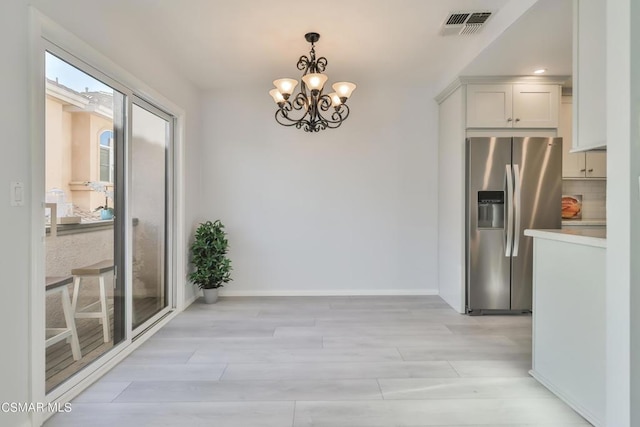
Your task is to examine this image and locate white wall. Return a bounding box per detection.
[605,0,640,425]
[200,84,439,295]
[437,87,466,313]
[0,2,33,426]
[632,4,640,418]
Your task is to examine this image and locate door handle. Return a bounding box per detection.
[505,164,514,257]
[512,164,521,257]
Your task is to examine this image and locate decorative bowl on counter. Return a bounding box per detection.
[562,195,582,219]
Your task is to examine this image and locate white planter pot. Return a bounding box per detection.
[203,288,219,304]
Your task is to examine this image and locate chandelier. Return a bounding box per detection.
[269,32,356,133]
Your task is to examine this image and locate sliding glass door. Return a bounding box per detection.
[44,51,126,393]
[43,47,175,396]
[131,98,173,332]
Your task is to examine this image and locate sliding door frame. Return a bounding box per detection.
[39,40,132,403]
[129,95,175,336]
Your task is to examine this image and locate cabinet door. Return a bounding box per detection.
[573,0,606,150]
[559,97,586,178]
[512,84,559,128]
[466,84,513,128]
[586,152,607,178]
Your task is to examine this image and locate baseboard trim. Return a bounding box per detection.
[529,369,603,427]
[218,289,439,297]
[183,293,198,309]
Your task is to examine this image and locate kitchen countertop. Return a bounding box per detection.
[524,228,607,248]
[561,219,606,226]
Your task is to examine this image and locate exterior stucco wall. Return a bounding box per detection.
[46,93,113,212]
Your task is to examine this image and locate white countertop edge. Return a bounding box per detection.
[561,219,607,226]
[524,229,607,248]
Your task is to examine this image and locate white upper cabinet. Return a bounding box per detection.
[559,96,606,179]
[466,84,513,128]
[467,83,559,128]
[572,0,606,150]
[512,84,559,128]
[585,151,607,178]
[560,97,584,177]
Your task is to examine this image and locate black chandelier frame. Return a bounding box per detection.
[273,33,351,133]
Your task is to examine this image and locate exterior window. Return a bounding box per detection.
[99,130,114,182]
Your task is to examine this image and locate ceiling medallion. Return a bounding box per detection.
[269,32,356,133]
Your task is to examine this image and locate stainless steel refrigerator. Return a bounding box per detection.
[466,137,562,314]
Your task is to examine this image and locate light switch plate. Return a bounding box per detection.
[10,181,24,206]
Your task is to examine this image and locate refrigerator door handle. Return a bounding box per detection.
[505,164,514,257]
[513,164,522,257]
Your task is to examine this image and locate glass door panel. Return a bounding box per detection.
[44,51,125,393]
[131,101,171,331]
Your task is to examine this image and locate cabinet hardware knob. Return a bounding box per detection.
[588,169,594,172]
[507,118,513,122]
[580,169,586,172]
[515,118,520,122]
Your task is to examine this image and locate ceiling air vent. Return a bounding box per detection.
[440,11,493,36]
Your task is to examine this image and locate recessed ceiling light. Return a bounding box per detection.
[533,68,547,74]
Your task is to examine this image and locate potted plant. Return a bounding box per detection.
[86,181,114,220]
[189,220,232,303]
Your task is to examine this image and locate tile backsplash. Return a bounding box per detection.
[562,180,606,219]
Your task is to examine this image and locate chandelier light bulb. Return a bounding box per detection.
[302,73,328,92]
[269,88,285,104]
[328,92,342,108]
[273,78,298,99]
[332,82,356,102]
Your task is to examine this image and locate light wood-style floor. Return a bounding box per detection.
[45,296,591,426]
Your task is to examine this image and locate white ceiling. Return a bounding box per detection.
[462,0,572,78]
[32,0,571,94]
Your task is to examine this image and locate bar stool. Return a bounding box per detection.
[46,276,81,361]
[71,260,114,343]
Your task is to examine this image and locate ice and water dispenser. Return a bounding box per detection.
[477,191,504,229]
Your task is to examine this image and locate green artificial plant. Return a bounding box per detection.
[189,220,233,289]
